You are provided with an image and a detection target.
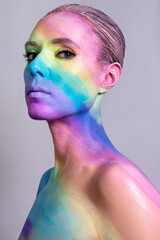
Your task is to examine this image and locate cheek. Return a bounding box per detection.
[55,58,99,97]
[48,67,97,110]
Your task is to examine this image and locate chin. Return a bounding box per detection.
[26,97,92,121]
[27,103,59,121]
[27,102,76,121]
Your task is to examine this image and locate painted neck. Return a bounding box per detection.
[48,95,120,175]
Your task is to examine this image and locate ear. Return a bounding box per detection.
[98,62,122,94]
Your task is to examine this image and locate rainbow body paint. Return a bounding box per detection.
[19,6,160,240]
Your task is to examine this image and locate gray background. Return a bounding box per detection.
[0,0,160,239]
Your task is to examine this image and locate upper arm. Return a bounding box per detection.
[99,161,160,240]
[36,167,54,196]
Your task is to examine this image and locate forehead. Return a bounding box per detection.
[29,12,100,57]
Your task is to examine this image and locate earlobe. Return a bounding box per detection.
[98,62,122,94]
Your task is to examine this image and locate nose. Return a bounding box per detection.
[29,57,49,78]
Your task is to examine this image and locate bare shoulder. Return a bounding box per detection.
[98,158,160,239]
[100,158,160,206]
[36,167,55,196]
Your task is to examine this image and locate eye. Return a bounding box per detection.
[56,50,76,59]
[23,52,38,63]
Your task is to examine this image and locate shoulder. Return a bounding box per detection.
[100,159,160,204]
[98,159,160,239]
[36,167,54,196]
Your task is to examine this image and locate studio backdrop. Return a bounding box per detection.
[0,0,160,239]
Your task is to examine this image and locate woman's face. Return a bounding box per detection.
[24,12,103,120]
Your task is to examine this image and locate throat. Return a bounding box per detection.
[48,109,120,173]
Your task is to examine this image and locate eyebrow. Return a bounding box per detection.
[25,41,41,49]
[25,38,80,50]
[52,38,80,49]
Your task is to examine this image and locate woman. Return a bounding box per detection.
[19,4,160,240]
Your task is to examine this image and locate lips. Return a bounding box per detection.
[26,86,50,96]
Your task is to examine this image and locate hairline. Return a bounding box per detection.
[45,11,111,67]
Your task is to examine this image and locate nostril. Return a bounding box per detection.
[30,70,44,77]
[37,71,43,77]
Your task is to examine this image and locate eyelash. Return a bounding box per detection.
[23,53,28,61]
[23,52,37,62]
[56,50,76,59]
[23,50,76,62]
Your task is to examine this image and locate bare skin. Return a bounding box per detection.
[19,12,160,240]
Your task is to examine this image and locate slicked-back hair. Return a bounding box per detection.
[46,4,126,67]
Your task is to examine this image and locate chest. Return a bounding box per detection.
[19,184,100,240]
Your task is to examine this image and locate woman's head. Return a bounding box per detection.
[24,4,125,121]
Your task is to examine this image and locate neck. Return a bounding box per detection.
[48,95,121,177]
